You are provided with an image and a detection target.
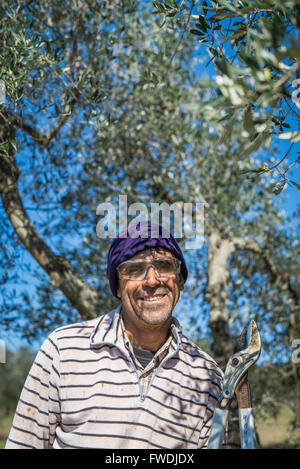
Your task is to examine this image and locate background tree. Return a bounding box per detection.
[152,0,300,192]
[0,347,35,417]
[0,0,299,447]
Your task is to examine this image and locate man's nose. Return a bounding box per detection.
[143,265,161,287]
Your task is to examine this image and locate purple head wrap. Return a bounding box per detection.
[107,220,188,298]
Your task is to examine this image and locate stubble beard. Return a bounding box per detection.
[132,293,174,326]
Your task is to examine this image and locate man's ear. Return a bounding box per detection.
[179,273,184,291]
[116,281,121,299]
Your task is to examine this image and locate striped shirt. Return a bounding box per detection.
[5,306,223,449]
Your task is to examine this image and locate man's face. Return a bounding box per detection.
[117,248,184,329]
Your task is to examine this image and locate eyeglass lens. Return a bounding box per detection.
[118,258,180,280]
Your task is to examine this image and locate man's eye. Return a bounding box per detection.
[156,259,175,271]
[127,265,142,274]
[122,263,145,277]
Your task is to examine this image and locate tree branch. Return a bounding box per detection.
[1,88,80,148]
[0,113,101,320]
[207,231,299,366]
[231,236,299,303]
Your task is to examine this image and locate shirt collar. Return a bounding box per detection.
[90,304,182,352]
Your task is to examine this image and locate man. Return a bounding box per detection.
[6,221,223,449]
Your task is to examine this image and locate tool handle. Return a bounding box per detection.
[235,372,256,448]
[239,408,256,449]
[207,408,229,449]
[235,372,252,409]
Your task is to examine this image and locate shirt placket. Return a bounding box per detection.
[137,342,171,399]
[121,321,174,400]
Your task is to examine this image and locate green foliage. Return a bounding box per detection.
[0,3,59,102]
[249,361,300,428]
[0,347,35,416]
[0,0,299,429]
[152,0,300,189]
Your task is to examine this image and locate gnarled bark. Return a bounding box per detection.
[206,229,299,447]
[0,110,101,320]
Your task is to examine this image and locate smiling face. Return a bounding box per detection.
[117,248,184,333]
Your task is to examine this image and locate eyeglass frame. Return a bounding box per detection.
[116,257,182,281]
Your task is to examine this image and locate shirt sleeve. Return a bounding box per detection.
[5,331,61,449]
[197,373,223,449]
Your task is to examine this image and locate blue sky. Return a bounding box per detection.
[1,153,298,357]
[0,2,299,358]
[1,111,299,356]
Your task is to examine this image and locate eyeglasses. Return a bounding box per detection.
[117,257,181,281]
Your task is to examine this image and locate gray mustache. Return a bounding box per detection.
[135,288,169,298]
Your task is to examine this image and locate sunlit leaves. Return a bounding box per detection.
[152,0,300,188]
[152,0,182,17]
[0,2,298,388]
[278,130,300,142]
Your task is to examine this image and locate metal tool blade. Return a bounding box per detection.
[220,320,261,400]
[207,320,261,449]
[239,408,256,449]
[207,408,229,449]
